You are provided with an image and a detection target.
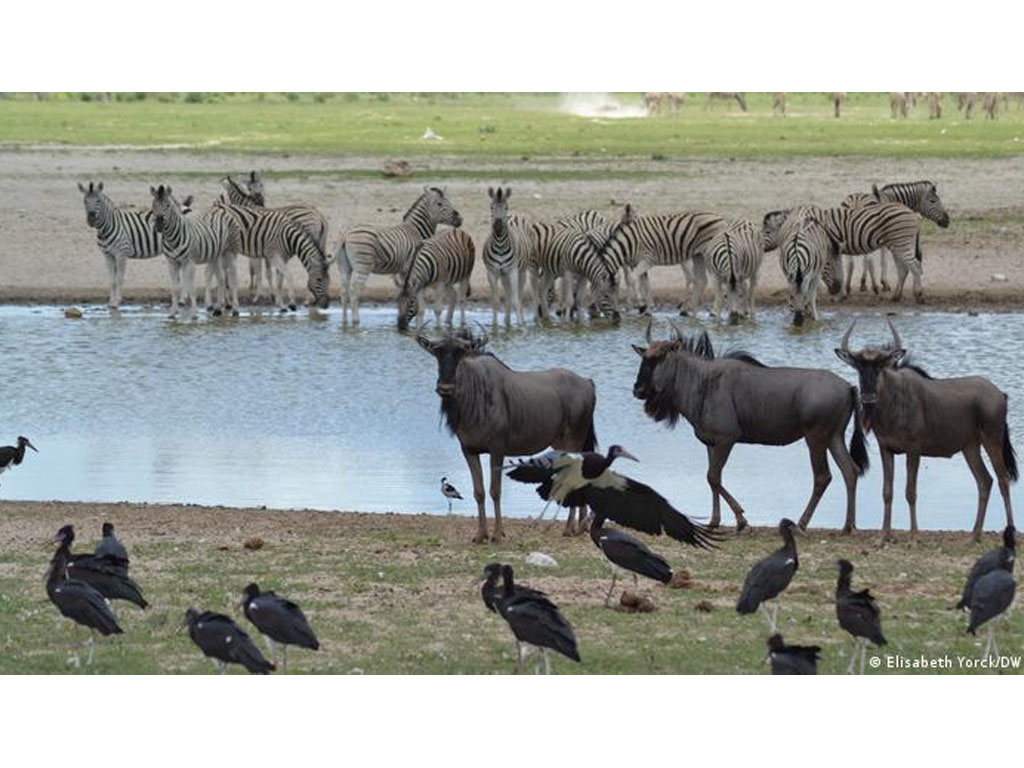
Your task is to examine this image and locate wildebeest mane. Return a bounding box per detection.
[882,343,933,379]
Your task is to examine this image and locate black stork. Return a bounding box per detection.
[957,525,1015,611]
[47,530,122,666]
[0,436,37,486]
[94,522,129,563]
[480,563,580,674]
[441,476,463,513]
[241,583,320,672]
[54,525,148,609]
[184,608,276,674]
[835,559,887,674]
[766,633,821,675]
[965,548,1016,659]
[736,518,802,632]
[590,515,672,606]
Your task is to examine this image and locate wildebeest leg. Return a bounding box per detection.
[981,434,1015,530]
[828,435,858,534]
[706,443,747,530]
[797,440,832,530]
[489,453,505,542]
[575,506,591,535]
[963,443,993,542]
[905,453,921,538]
[463,448,488,543]
[562,505,576,537]
[880,446,896,541]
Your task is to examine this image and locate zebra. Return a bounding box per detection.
[150,185,240,318]
[528,220,620,322]
[336,187,462,324]
[838,192,884,296]
[481,187,532,326]
[526,210,609,320]
[592,208,727,314]
[214,201,331,310]
[707,219,763,322]
[777,210,841,326]
[396,228,475,331]
[221,173,329,304]
[78,181,165,308]
[562,206,640,314]
[868,180,950,292]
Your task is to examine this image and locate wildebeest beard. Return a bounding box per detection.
[643,382,683,426]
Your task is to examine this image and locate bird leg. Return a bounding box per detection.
[759,602,777,633]
[859,638,867,675]
[447,500,452,514]
[514,641,523,674]
[218,660,227,675]
[846,639,857,675]
[604,572,618,607]
[543,649,552,675]
[86,632,95,666]
[983,624,996,659]
[282,645,288,674]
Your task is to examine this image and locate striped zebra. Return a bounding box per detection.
[78,181,166,308]
[482,187,532,326]
[526,210,608,320]
[214,201,331,310]
[838,192,884,296]
[221,173,329,304]
[337,187,462,324]
[150,185,240,318]
[530,221,619,321]
[396,228,475,331]
[593,208,727,314]
[777,210,840,326]
[707,219,763,322]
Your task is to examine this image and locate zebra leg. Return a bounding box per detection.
[165,257,181,317]
[457,278,469,327]
[879,248,891,292]
[864,252,879,295]
[843,255,854,298]
[685,256,707,315]
[486,268,500,325]
[510,266,524,327]
[499,272,513,327]
[432,285,445,327]
[104,253,120,308]
[443,284,457,327]
[891,260,909,303]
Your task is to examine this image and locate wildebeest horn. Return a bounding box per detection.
[840,319,857,354]
[644,315,653,343]
[886,317,902,351]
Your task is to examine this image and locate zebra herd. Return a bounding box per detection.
[78,175,950,328]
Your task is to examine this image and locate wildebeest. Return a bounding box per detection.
[632,320,868,532]
[836,319,1018,541]
[417,330,597,542]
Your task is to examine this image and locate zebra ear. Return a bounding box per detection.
[182,195,194,207]
[78,182,87,193]
[487,187,494,200]
[150,186,157,197]
[504,187,512,199]
[97,181,103,192]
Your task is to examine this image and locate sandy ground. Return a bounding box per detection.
[2,148,1023,308]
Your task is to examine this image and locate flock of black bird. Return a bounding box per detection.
[5,424,1019,673]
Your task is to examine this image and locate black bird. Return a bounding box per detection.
[766,633,821,675]
[591,514,672,606]
[441,476,463,513]
[0,436,38,486]
[54,525,148,609]
[835,559,887,674]
[480,564,580,674]
[94,522,129,563]
[736,519,801,631]
[47,530,122,666]
[241,583,320,672]
[957,525,1015,611]
[507,446,722,548]
[184,608,276,674]
[965,548,1016,659]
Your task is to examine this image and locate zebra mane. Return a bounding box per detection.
[403,187,445,221]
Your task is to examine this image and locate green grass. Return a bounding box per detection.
[0,503,1019,674]
[2,92,1024,158]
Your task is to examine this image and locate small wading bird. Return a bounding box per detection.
[185,608,276,674]
[766,633,821,675]
[480,563,580,674]
[0,436,38,486]
[241,583,320,673]
[965,549,1016,659]
[54,525,148,610]
[736,518,802,632]
[441,476,463,513]
[835,559,887,674]
[47,528,123,666]
[957,525,1016,611]
[507,445,721,603]
[94,522,129,562]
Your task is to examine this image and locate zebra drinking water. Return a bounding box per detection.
[337,187,462,324]
[707,219,763,323]
[397,228,475,331]
[482,187,532,327]
[777,209,841,326]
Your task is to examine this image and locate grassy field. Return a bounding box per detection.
[2,92,1024,158]
[0,501,1018,675]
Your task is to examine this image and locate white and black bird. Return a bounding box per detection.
[0,436,38,486]
[94,522,129,563]
[241,583,320,673]
[766,633,820,675]
[185,608,276,674]
[835,559,887,675]
[590,516,673,606]
[957,525,1015,611]
[506,445,722,547]
[480,563,580,674]
[47,529,123,666]
[736,518,801,632]
[441,476,463,513]
[54,525,147,609]
[965,548,1016,659]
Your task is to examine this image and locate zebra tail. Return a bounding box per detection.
[849,386,870,476]
[1003,418,1019,482]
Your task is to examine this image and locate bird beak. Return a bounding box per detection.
[26,440,38,453]
[620,450,639,463]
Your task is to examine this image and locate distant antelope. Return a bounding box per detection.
[773,93,787,116]
[983,92,1000,119]
[890,92,908,118]
[926,92,942,119]
[831,92,845,118]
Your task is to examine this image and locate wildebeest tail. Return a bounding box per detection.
[1003,419,1019,482]
[849,387,870,476]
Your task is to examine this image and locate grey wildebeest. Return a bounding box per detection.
[835,319,1018,541]
[417,330,597,542]
[631,321,868,533]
